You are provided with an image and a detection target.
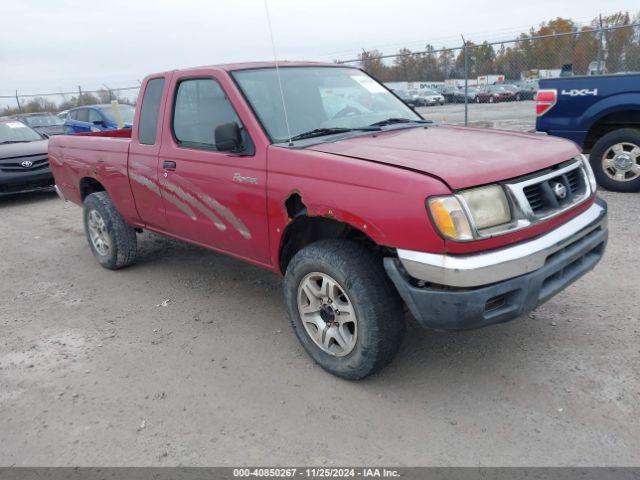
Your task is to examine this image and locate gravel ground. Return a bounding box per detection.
[0,187,638,467]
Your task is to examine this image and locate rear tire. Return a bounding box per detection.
[589,128,640,192]
[83,191,137,269]
[284,240,405,380]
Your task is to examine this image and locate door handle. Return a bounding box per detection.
[162,160,177,171]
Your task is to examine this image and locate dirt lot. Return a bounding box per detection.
[0,187,638,467]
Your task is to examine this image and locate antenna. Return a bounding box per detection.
[263,0,293,146]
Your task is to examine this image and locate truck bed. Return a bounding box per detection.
[48,130,139,225]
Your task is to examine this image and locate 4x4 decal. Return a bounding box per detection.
[561,88,598,97]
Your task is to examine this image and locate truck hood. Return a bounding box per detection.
[307,125,580,190]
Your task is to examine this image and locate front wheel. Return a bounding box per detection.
[83,191,138,269]
[589,128,640,192]
[284,240,405,380]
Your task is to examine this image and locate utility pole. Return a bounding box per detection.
[596,14,604,75]
[361,48,370,72]
[15,90,22,113]
[462,35,468,126]
[103,84,113,102]
[78,86,83,106]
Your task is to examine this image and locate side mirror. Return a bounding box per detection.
[215,122,242,152]
[92,120,105,126]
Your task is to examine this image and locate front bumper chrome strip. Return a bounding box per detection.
[396,200,607,288]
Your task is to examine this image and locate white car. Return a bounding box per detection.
[413,89,445,106]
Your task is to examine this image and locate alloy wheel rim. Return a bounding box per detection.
[297,272,358,357]
[602,142,640,182]
[87,209,111,256]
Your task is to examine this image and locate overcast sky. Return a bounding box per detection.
[2,0,639,96]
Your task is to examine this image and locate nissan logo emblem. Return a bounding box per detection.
[552,182,567,200]
[21,160,34,168]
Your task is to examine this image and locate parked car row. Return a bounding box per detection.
[0,103,135,197]
[394,82,538,108]
[8,103,136,136]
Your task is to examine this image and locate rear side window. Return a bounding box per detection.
[172,78,242,150]
[88,109,102,123]
[138,78,165,145]
[76,109,88,122]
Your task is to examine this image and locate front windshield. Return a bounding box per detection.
[102,104,135,124]
[22,114,64,127]
[233,67,421,143]
[0,121,42,143]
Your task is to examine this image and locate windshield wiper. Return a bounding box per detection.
[369,118,429,127]
[289,127,380,142]
[0,140,31,145]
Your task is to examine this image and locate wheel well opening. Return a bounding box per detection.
[279,215,383,274]
[79,177,106,200]
[584,110,640,152]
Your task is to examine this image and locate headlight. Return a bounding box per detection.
[428,185,511,241]
[459,185,511,229]
[427,196,473,241]
[579,154,597,193]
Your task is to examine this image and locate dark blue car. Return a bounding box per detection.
[64,104,135,134]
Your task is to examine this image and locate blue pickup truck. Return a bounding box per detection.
[536,73,640,192]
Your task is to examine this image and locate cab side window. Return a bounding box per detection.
[172,78,243,150]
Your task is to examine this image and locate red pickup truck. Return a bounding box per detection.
[49,62,608,379]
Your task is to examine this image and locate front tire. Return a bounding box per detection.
[83,191,137,269]
[284,240,405,380]
[589,128,640,192]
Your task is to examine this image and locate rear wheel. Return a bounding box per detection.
[589,128,640,192]
[284,240,405,380]
[83,191,137,269]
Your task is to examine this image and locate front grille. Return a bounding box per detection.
[0,154,49,173]
[566,168,580,194]
[523,184,544,213]
[518,163,588,218]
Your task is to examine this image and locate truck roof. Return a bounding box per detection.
[151,60,350,77]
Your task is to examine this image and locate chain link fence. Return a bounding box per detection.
[340,17,640,132]
[0,86,139,117]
